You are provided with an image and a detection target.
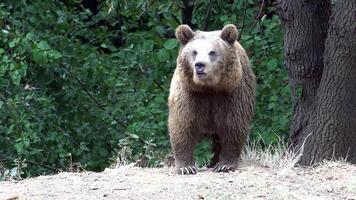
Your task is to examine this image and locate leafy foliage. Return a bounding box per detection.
[0,0,291,177]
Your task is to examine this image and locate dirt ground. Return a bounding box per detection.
[1,160,356,200]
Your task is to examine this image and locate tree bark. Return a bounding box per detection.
[277,0,331,147]
[279,0,356,165]
[298,0,356,165]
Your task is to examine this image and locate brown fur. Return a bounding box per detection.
[168,24,256,174]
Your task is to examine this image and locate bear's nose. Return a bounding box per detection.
[195,62,205,72]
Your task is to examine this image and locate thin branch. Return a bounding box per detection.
[203,0,213,30]
[0,157,58,172]
[62,65,127,129]
[60,65,156,146]
[238,0,248,41]
[25,160,59,172]
[75,76,128,129]
[138,0,153,18]
[153,80,165,91]
[256,0,266,20]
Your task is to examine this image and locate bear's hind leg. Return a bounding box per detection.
[207,135,221,168]
[213,138,243,173]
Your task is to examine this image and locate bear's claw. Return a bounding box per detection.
[176,165,197,175]
[213,164,235,173]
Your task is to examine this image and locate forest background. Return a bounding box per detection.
[0,0,291,178]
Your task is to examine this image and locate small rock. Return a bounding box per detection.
[6,196,20,200]
[326,187,334,193]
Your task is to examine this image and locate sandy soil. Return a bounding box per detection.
[1,161,356,200]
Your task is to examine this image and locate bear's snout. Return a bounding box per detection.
[195,62,206,77]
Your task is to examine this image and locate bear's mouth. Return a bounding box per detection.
[196,72,207,79]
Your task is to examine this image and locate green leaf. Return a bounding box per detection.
[26,32,35,40]
[19,61,28,76]
[38,40,51,50]
[142,40,154,51]
[9,37,20,48]
[80,143,90,152]
[0,64,7,76]
[267,58,278,70]
[98,148,107,156]
[9,63,15,70]
[1,55,9,63]
[14,142,24,153]
[219,15,229,22]
[270,96,278,101]
[49,50,62,59]
[267,103,274,109]
[163,39,178,50]
[157,49,170,62]
[10,70,21,86]
[100,44,117,51]
[0,101,3,109]
[129,133,140,139]
[23,138,30,147]
[32,48,48,64]
[9,41,16,48]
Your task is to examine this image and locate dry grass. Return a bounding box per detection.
[242,135,351,172]
[242,138,300,169]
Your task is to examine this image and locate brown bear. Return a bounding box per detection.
[168,24,256,175]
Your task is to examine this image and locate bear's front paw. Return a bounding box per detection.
[213,163,236,173]
[175,165,197,175]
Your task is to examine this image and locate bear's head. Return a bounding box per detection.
[175,24,242,91]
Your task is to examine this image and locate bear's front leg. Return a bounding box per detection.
[213,139,243,173]
[170,133,198,175]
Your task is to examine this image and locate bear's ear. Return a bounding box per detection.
[175,25,195,45]
[220,24,238,44]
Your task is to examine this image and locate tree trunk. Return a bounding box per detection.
[298,0,356,165]
[277,0,331,147]
[182,0,194,27]
[279,0,356,165]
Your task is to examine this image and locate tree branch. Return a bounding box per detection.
[238,0,248,41]
[203,0,213,30]
[25,160,59,172]
[256,0,266,20]
[0,157,59,172]
[62,65,128,129]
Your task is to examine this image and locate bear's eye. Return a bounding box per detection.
[209,51,216,56]
[192,50,197,56]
